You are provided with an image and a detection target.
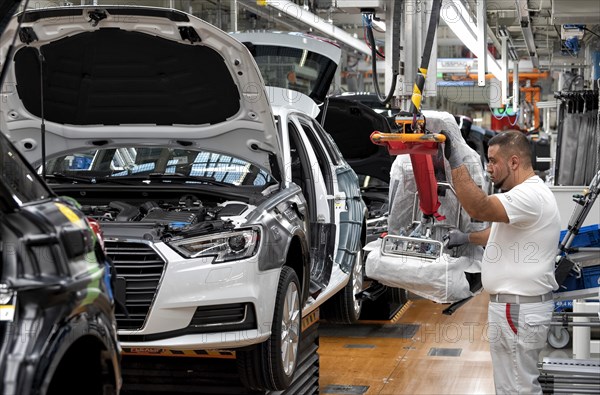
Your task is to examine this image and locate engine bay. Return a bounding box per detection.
[80,194,249,225]
[55,187,255,239]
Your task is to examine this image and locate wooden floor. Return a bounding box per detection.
[318,292,495,395]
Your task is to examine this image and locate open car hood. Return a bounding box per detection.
[0,6,281,176]
[230,31,340,104]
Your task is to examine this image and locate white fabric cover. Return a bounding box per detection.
[365,238,478,303]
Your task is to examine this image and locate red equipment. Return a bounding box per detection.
[370,131,446,219]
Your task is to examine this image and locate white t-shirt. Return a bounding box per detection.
[482,176,561,295]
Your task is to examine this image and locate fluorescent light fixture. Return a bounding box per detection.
[521,25,539,68]
[299,49,308,67]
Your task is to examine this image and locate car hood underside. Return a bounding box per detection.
[1,6,281,175]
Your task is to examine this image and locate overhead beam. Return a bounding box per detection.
[237,0,303,32]
[501,35,509,105]
[477,0,487,86]
[512,61,519,112]
[440,0,502,81]
[515,0,539,68]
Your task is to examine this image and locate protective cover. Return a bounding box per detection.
[364,238,478,303]
[366,111,489,303]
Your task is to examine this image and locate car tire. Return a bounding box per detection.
[321,242,364,324]
[237,266,301,391]
[388,286,408,305]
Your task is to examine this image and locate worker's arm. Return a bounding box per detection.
[440,130,509,223]
[443,226,490,248]
[467,227,491,246]
[451,165,509,223]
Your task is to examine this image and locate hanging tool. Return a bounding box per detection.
[408,0,442,124]
[370,0,445,223]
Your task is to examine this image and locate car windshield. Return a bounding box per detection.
[44,147,274,187]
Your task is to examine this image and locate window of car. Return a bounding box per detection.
[0,132,52,207]
[297,119,334,195]
[44,147,273,187]
[310,119,344,166]
[288,123,318,221]
[246,44,337,101]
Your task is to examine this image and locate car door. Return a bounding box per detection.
[284,114,336,296]
[306,118,365,274]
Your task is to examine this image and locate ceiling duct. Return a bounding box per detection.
[552,0,600,24]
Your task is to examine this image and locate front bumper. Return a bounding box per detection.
[111,240,280,350]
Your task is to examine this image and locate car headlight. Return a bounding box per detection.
[169,228,260,262]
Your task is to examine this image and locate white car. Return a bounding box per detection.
[0,6,366,391]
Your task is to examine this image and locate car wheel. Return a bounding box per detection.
[321,242,364,324]
[237,266,301,391]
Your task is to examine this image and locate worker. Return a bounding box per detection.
[442,130,560,395]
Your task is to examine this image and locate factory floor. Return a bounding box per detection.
[318,292,494,394]
[318,291,598,395]
[118,289,597,395]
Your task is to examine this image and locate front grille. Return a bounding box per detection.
[105,241,166,330]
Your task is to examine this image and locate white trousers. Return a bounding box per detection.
[487,300,554,394]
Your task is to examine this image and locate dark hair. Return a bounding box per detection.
[488,131,532,167]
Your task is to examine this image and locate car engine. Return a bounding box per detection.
[81,196,250,228]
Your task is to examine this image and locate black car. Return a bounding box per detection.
[318,95,395,242]
[0,127,121,395]
[0,4,120,392]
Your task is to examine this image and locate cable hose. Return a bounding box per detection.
[367,24,395,104]
[367,0,402,105]
[409,0,442,116]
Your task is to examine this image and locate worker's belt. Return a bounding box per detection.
[490,291,553,304]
